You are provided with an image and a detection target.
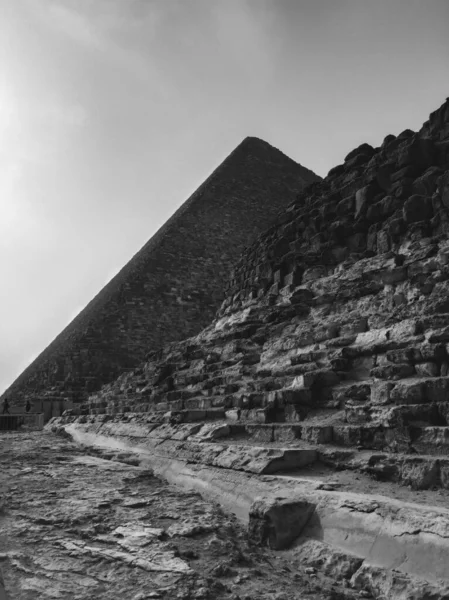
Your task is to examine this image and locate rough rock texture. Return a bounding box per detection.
[80,99,449,471]
[47,98,449,598]
[2,138,319,407]
[2,432,360,600]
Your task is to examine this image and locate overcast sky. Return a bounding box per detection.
[1,0,448,393]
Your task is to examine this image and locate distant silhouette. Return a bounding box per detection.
[25,400,31,413]
[2,398,10,415]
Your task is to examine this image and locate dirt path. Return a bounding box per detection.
[0,431,361,600]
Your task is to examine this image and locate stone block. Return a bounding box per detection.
[390,381,426,404]
[248,497,315,549]
[428,326,449,343]
[267,388,312,406]
[418,342,447,362]
[398,136,436,170]
[415,362,439,377]
[412,166,442,196]
[376,230,391,253]
[284,404,310,422]
[354,183,379,218]
[424,377,449,403]
[333,383,371,403]
[380,266,408,285]
[272,424,302,443]
[386,347,419,364]
[370,363,415,380]
[403,194,433,223]
[283,269,303,287]
[344,143,375,163]
[399,457,440,490]
[336,196,354,216]
[299,424,333,444]
[293,539,363,581]
[371,381,395,405]
[345,402,372,424]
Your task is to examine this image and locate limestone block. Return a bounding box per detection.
[370,363,415,380]
[391,164,421,183]
[397,136,436,170]
[399,457,440,490]
[377,229,391,253]
[371,381,395,405]
[418,342,446,362]
[332,425,362,446]
[293,539,363,581]
[345,401,372,424]
[424,377,449,402]
[336,195,354,216]
[333,383,371,403]
[248,496,315,549]
[267,388,312,406]
[403,194,433,224]
[415,362,439,377]
[344,143,375,163]
[390,381,426,405]
[380,266,408,285]
[284,404,310,422]
[350,563,449,600]
[412,427,449,455]
[299,424,333,444]
[348,356,376,381]
[412,165,442,196]
[428,326,449,343]
[386,347,419,364]
[354,184,378,219]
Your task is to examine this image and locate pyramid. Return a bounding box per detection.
[50,98,449,598]
[3,137,319,406]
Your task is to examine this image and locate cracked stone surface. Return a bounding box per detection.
[0,431,362,600]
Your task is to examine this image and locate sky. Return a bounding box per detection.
[0,0,448,393]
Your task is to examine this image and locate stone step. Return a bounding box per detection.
[316,445,449,490]
[235,422,334,445]
[223,416,449,457]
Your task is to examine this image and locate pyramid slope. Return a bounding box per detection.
[3,137,319,405]
[49,98,449,597]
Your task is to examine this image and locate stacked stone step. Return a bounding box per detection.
[74,98,449,490]
[222,99,449,317]
[85,237,449,443]
[85,327,268,421]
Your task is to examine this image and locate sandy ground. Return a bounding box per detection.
[0,431,363,600]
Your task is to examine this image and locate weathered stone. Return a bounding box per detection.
[403,194,433,223]
[415,362,440,377]
[370,364,415,380]
[8,97,449,596]
[397,136,436,170]
[248,497,315,549]
[371,381,395,405]
[354,183,379,218]
[390,381,426,404]
[293,540,363,581]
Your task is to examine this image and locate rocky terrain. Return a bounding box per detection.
[4,98,449,599]
[1,430,365,600]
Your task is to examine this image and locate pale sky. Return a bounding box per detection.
[1,0,448,393]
